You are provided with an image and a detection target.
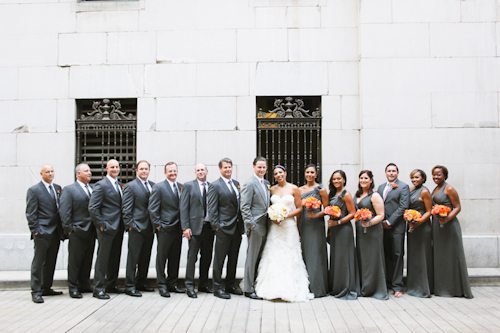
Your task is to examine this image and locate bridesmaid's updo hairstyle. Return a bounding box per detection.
[355,170,374,198]
[305,163,317,172]
[432,165,448,180]
[328,170,347,200]
[274,165,286,172]
[410,169,427,183]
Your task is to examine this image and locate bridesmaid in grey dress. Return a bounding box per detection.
[327,170,357,299]
[431,165,473,298]
[354,170,388,300]
[298,164,329,298]
[406,169,433,298]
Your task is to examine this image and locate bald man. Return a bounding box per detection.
[26,164,64,303]
[89,159,125,299]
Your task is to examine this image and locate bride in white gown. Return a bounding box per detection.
[255,165,314,302]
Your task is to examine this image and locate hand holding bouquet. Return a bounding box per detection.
[355,208,373,233]
[404,209,422,233]
[268,203,289,225]
[324,206,341,220]
[432,204,451,228]
[301,197,321,210]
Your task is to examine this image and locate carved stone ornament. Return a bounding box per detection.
[80,99,136,121]
[265,97,320,118]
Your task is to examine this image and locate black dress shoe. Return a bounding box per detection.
[136,285,154,292]
[69,291,83,299]
[125,289,142,297]
[168,286,186,293]
[159,288,170,298]
[32,294,44,303]
[198,286,214,293]
[244,292,263,300]
[42,289,63,296]
[226,286,243,295]
[187,290,198,298]
[78,287,93,293]
[93,291,110,300]
[214,289,231,299]
[106,287,125,294]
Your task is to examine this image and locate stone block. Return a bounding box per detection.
[196,0,254,29]
[461,0,497,22]
[76,10,139,33]
[197,63,249,97]
[462,199,500,235]
[0,100,57,134]
[250,0,322,5]
[136,131,196,166]
[321,96,341,130]
[463,164,500,200]
[0,4,19,34]
[392,0,461,23]
[0,234,37,271]
[58,33,107,66]
[430,23,496,57]
[432,93,498,128]
[255,7,320,29]
[137,98,156,132]
[341,96,359,130]
[156,97,237,131]
[361,93,432,129]
[69,65,144,99]
[289,28,358,62]
[56,99,77,133]
[463,236,499,268]
[16,133,75,168]
[359,0,392,24]
[236,96,257,131]
[237,29,288,62]
[0,34,58,67]
[0,134,16,166]
[157,30,236,63]
[18,67,69,100]
[322,130,359,165]
[321,0,358,28]
[107,32,156,65]
[196,130,256,168]
[254,62,328,96]
[0,68,18,100]
[360,24,429,58]
[19,3,75,34]
[139,0,196,32]
[0,167,51,201]
[144,64,196,97]
[328,62,358,96]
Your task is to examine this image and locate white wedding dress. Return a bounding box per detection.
[255,194,314,302]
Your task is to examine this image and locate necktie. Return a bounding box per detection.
[202,182,207,218]
[383,183,391,201]
[144,181,150,193]
[115,181,122,198]
[49,185,58,208]
[84,184,91,198]
[261,179,267,199]
[173,183,180,202]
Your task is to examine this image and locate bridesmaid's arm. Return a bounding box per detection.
[329,190,356,228]
[409,189,432,229]
[288,185,304,219]
[441,185,461,224]
[364,192,384,228]
[307,187,329,219]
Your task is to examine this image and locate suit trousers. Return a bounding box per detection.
[156,231,182,289]
[212,231,242,291]
[244,229,267,293]
[31,232,60,295]
[383,229,405,292]
[185,223,214,291]
[67,232,95,292]
[125,229,154,290]
[94,228,124,292]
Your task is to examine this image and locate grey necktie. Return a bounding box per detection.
[48,184,58,208]
[173,183,180,202]
[144,181,150,193]
[383,183,391,201]
[115,181,122,197]
[202,182,207,218]
[84,184,91,198]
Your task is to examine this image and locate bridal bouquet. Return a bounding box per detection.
[432,204,451,228]
[268,203,289,224]
[324,206,342,220]
[404,209,422,233]
[355,208,373,233]
[301,197,321,210]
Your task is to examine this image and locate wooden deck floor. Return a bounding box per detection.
[1,287,499,332]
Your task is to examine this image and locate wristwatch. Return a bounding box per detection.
[338,220,341,225]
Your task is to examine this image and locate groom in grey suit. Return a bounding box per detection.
[240,156,270,300]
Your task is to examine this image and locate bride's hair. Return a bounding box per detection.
[355,170,375,198]
[274,165,286,172]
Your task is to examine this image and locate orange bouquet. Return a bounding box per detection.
[404,209,422,233]
[302,197,321,210]
[355,208,373,233]
[432,204,451,228]
[324,206,341,220]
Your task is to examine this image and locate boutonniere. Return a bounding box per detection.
[267,184,271,191]
[180,186,183,192]
[121,184,124,189]
[391,183,398,189]
[56,189,61,195]
[237,184,240,189]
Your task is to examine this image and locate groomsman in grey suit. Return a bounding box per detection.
[149,162,185,298]
[26,164,64,303]
[59,163,95,299]
[240,156,270,300]
[377,163,410,296]
[208,158,244,299]
[89,159,125,299]
[180,163,215,298]
[122,160,155,297]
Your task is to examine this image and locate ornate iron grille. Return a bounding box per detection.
[76,99,137,184]
[257,96,321,186]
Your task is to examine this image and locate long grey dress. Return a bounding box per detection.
[432,184,473,298]
[355,193,388,300]
[406,186,433,298]
[328,189,358,300]
[299,185,328,298]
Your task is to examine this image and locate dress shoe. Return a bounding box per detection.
[186,290,198,298]
[78,287,93,293]
[136,285,154,292]
[244,292,263,300]
[198,286,214,293]
[214,289,231,299]
[42,289,63,296]
[125,289,142,297]
[168,286,186,294]
[106,287,125,294]
[69,291,83,299]
[226,286,243,295]
[93,291,110,300]
[32,294,44,304]
[159,288,170,298]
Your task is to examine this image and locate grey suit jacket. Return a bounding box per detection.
[377,179,410,234]
[122,178,155,233]
[59,182,94,237]
[26,181,62,237]
[207,177,244,236]
[180,179,210,236]
[148,180,183,233]
[240,175,270,235]
[88,177,123,235]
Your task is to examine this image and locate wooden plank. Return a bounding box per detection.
[200,296,226,332]
[230,296,250,332]
[186,293,217,333]
[321,296,350,332]
[245,297,263,333]
[298,301,320,333]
